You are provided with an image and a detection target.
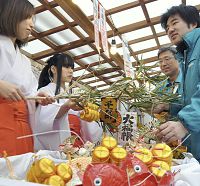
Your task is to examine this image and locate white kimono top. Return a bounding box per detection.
[35,83,103,151]
[0,35,38,130]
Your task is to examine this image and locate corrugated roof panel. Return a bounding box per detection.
[34,11,63,32]
[23,40,50,54]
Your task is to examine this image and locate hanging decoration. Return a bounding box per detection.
[99,4,110,57]
[93,0,100,53]
[122,34,135,79]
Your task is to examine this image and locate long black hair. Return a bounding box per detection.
[38,53,74,96]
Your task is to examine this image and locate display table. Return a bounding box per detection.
[0,150,200,186]
[0,177,44,186]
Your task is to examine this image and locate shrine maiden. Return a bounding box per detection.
[0,0,54,156]
[35,53,102,150]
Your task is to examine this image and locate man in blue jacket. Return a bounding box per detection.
[154,4,200,161]
[157,46,182,94]
[154,46,183,119]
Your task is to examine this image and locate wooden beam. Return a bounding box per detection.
[73,67,121,80]
[54,0,124,70]
[134,43,171,55]
[116,31,166,48]
[139,0,160,48]
[95,83,108,88]
[36,0,122,86]
[31,30,57,50]
[31,3,200,44]
[34,1,58,14]
[83,73,123,84]
[32,38,91,60]
[29,25,69,42]
[32,0,157,42]
[34,0,122,76]
[74,60,112,71]
[133,56,158,66]
[31,16,161,60]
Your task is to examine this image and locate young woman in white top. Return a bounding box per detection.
[35,53,102,150]
[0,0,54,156]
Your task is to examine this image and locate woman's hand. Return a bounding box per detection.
[36,92,55,105]
[0,80,25,101]
[56,98,82,119]
[64,98,83,111]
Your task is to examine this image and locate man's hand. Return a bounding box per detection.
[36,92,55,105]
[153,103,169,114]
[0,80,25,101]
[156,121,188,143]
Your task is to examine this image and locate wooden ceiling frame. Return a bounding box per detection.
[74,59,111,71]
[116,31,166,48]
[30,0,158,43]
[139,0,160,48]
[36,0,123,72]
[75,55,162,83]
[30,3,200,60]
[34,1,58,14]
[31,30,57,50]
[25,0,200,90]
[35,0,125,76]
[80,73,121,85]
[33,0,157,33]
[37,0,116,86]
[90,0,158,63]
[40,0,118,85]
[73,67,121,80]
[50,1,123,80]
[31,15,161,60]
[105,10,139,63]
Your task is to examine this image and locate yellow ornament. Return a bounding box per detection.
[110,147,127,166]
[85,102,99,110]
[80,108,100,122]
[152,143,172,159]
[150,160,170,177]
[34,158,56,180]
[92,146,110,163]
[56,163,72,183]
[26,164,39,183]
[43,175,65,186]
[102,136,117,150]
[151,143,173,166]
[134,148,153,165]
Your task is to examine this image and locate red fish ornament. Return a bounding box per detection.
[83,163,127,186]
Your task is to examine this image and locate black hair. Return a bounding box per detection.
[38,53,74,96]
[160,4,200,31]
[157,46,177,58]
[0,0,34,48]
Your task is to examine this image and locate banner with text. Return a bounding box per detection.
[99,4,109,57]
[93,0,100,53]
[122,34,134,79]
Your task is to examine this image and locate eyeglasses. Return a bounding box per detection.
[158,56,175,64]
